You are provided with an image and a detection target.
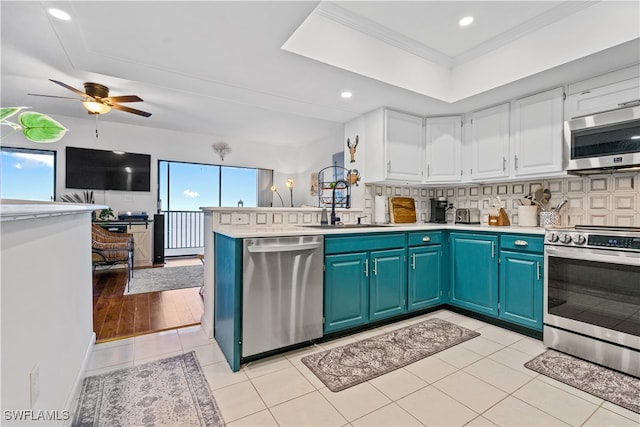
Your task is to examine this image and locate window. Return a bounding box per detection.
[0,147,56,201]
[158,160,268,210]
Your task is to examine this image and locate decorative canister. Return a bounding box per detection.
[539,211,560,227]
[517,206,538,227]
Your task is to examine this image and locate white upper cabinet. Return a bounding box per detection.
[565,78,640,119]
[470,103,510,181]
[364,108,424,183]
[511,87,564,177]
[425,116,462,183]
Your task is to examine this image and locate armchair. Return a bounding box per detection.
[91,224,134,289]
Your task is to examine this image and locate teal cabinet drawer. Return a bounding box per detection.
[325,233,406,254]
[500,234,543,253]
[407,231,443,246]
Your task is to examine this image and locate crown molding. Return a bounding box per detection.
[315,1,597,69]
[315,2,453,68]
[453,1,597,66]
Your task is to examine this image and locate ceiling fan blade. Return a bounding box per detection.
[110,103,152,117]
[103,95,143,103]
[27,93,83,100]
[49,79,88,97]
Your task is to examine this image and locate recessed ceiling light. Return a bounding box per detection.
[459,16,474,27]
[341,91,353,99]
[48,8,71,21]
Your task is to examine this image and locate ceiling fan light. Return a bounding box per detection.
[82,101,111,114]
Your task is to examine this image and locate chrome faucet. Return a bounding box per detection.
[330,179,349,225]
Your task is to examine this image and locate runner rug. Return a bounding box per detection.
[302,318,480,392]
[525,349,640,414]
[125,264,203,295]
[72,352,225,427]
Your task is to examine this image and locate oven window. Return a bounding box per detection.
[571,120,640,159]
[547,256,640,337]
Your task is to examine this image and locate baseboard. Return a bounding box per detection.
[200,313,213,339]
[62,332,96,426]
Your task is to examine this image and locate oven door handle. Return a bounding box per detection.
[545,246,640,266]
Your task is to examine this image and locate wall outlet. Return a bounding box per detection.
[30,363,40,407]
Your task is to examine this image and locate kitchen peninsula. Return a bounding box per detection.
[1,200,104,415]
[208,217,545,372]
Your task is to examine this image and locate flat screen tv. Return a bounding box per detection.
[66,147,151,192]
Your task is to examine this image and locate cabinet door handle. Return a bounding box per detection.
[514,155,519,170]
[514,240,528,246]
[422,236,431,242]
[364,259,369,277]
[387,161,391,173]
[537,261,541,280]
[411,253,416,269]
[502,157,506,172]
[427,164,430,177]
[491,242,495,258]
[373,259,378,275]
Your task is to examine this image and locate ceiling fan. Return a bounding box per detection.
[28,79,151,117]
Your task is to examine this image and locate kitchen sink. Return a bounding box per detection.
[302,224,389,229]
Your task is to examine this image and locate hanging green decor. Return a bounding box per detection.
[0,107,68,143]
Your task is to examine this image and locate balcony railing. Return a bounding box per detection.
[161,210,204,256]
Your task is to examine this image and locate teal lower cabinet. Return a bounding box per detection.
[324,233,406,334]
[449,232,499,317]
[498,235,544,331]
[369,249,406,321]
[324,252,369,333]
[407,231,444,311]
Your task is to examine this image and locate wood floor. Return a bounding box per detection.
[93,267,203,343]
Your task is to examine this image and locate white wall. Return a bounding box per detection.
[1,212,94,424]
[2,114,342,213]
[290,128,345,207]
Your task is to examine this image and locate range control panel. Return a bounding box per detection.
[545,228,640,253]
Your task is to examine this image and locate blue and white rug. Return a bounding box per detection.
[125,265,203,295]
[72,352,224,426]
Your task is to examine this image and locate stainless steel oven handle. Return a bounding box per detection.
[545,246,640,266]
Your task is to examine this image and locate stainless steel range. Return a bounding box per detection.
[544,225,640,376]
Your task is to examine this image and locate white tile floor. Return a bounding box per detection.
[80,309,640,426]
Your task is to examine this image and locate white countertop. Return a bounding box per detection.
[213,222,546,238]
[0,200,106,221]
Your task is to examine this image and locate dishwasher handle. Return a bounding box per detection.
[246,241,322,253]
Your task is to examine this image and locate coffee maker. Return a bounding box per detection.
[429,198,448,223]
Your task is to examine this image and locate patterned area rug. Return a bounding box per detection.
[525,349,640,414]
[72,352,225,427]
[302,318,480,392]
[125,264,203,295]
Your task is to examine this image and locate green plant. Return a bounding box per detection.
[98,208,115,221]
[0,107,68,143]
[59,191,94,204]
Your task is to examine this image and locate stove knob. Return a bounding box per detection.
[546,232,559,243]
[559,233,572,244]
[573,234,586,245]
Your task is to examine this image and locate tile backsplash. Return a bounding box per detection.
[363,172,640,227]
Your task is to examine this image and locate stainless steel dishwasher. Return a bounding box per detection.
[242,235,324,357]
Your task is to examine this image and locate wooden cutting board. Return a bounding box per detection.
[389,197,416,223]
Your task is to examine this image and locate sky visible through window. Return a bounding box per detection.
[1,148,55,201]
[159,161,257,210]
[0,151,258,209]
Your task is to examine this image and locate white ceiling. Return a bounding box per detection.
[1,1,638,146]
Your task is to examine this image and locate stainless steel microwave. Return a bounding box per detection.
[565,105,640,174]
